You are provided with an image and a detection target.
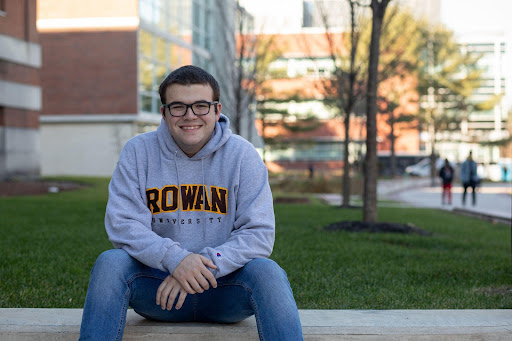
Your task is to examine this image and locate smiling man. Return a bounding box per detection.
[79,65,303,340]
[162,82,220,157]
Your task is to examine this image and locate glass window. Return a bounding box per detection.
[180,0,192,29]
[182,47,193,65]
[155,0,166,31]
[154,65,167,92]
[141,94,153,113]
[303,1,314,28]
[169,44,179,66]
[155,37,167,63]
[168,1,180,35]
[153,96,162,113]
[138,30,152,58]
[139,58,153,92]
[139,0,153,23]
[138,0,214,115]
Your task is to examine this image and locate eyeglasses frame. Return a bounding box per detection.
[162,101,219,117]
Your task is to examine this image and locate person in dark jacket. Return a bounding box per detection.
[439,159,454,205]
[460,151,479,205]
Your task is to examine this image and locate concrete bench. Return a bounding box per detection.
[1,308,511,340]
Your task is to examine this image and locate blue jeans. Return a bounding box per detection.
[79,249,303,340]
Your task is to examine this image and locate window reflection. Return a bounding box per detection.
[139,58,152,92]
[137,0,213,114]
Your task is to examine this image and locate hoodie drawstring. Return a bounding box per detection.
[174,151,207,239]
[174,151,182,233]
[201,158,206,240]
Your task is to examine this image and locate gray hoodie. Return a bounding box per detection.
[105,114,275,278]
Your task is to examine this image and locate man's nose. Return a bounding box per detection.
[183,105,196,119]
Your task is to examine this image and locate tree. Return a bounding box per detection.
[376,6,424,176]
[313,0,370,208]
[314,2,421,204]
[363,0,392,223]
[214,0,280,140]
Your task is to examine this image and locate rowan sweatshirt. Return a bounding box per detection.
[105,114,275,278]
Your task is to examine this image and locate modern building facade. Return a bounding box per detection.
[0,0,42,180]
[37,0,240,176]
[432,29,511,169]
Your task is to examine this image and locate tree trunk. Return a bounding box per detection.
[389,111,396,177]
[342,113,351,207]
[430,123,437,187]
[341,0,358,208]
[363,0,391,223]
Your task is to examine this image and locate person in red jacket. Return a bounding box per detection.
[439,159,454,205]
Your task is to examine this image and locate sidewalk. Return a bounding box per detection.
[386,179,512,224]
[318,177,512,224]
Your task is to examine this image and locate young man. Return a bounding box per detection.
[79,65,303,340]
[460,151,479,206]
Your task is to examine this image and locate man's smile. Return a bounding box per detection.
[181,125,202,130]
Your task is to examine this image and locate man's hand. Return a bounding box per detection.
[156,275,188,310]
[172,254,217,294]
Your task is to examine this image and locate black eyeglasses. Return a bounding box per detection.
[162,101,219,117]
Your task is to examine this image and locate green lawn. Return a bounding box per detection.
[1,177,510,309]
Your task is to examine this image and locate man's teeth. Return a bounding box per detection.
[182,126,200,130]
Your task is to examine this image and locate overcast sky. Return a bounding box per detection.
[441,0,511,33]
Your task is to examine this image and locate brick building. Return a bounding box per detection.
[37,0,239,176]
[255,31,420,174]
[0,0,41,180]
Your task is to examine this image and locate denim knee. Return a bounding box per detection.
[91,249,133,279]
[243,258,290,289]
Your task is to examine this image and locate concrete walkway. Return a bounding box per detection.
[318,177,512,224]
[1,308,511,340]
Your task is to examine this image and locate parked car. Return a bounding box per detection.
[405,158,453,177]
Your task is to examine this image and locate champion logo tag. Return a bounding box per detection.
[216,253,221,257]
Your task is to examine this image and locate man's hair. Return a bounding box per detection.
[159,65,221,105]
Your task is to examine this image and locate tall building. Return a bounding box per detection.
[37,0,240,176]
[433,29,510,167]
[0,0,41,180]
[431,0,512,176]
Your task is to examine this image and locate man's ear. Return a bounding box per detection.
[160,106,165,120]
[215,102,222,121]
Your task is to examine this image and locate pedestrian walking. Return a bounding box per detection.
[460,151,479,206]
[439,159,454,205]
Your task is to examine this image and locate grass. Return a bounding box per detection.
[0,177,511,309]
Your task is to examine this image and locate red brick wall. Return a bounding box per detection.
[0,108,39,128]
[0,62,40,86]
[0,0,39,43]
[40,30,138,115]
[0,0,40,130]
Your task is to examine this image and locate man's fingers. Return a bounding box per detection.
[195,274,210,291]
[166,286,180,310]
[172,254,218,293]
[157,281,173,310]
[187,276,206,294]
[181,280,196,295]
[201,267,217,288]
[200,255,217,269]
[156,279,168,306]
[175,290,187,310]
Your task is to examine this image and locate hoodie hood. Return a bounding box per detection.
[157,114,232,160]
